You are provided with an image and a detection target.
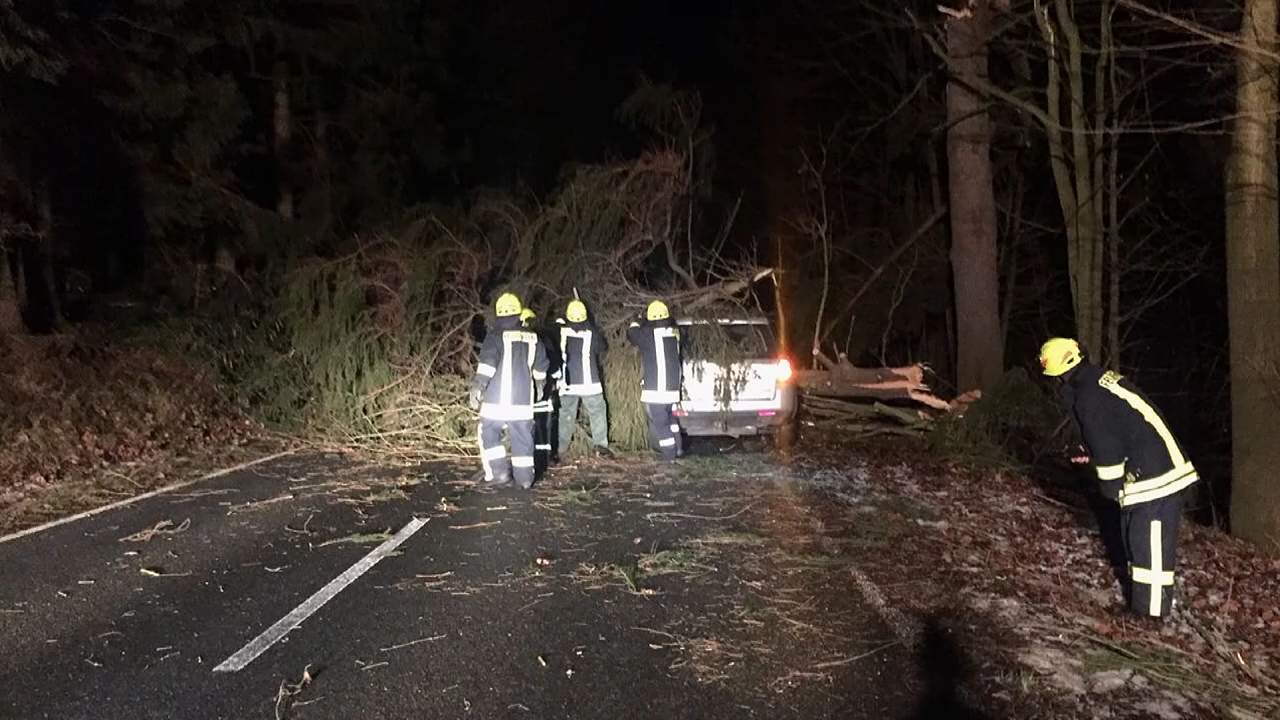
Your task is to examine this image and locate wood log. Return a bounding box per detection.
[795,355,951,410]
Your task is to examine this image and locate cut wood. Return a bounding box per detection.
[795,350,952,411]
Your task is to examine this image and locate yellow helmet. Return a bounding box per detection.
[566,299,588,323]
[1039,337,1082,377]
[495,292,522,318]
[646,300,669,322]
[520,308,536,325]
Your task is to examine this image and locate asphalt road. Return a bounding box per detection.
[0,448,931,720]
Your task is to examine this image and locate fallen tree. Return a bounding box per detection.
[249,140,772,457]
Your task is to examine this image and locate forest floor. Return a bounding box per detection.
[0,330,282,535]
[793,433,1280,720]
[3,336,1279,718]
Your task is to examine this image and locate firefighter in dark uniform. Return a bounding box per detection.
[469,293,549,489]
[1040,337,1198,618]
[556,298,613,458]
[521,307,558,473]
[627,300,683,461]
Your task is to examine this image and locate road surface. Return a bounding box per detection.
[0,447,930,719]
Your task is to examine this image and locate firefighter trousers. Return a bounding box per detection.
[644,402,682,461]
[478,418,535,489]
[558,393,609,454]
[1122,491,1185,617]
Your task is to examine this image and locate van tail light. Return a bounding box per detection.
[776,358,793,383]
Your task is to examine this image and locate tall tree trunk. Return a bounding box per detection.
[946,0,1003,393]
[0,237,23,336]
[36,183,64,331]
[1035,0,1108,359]
[273,60,293,219]
[1226,0,1280,549]
[754,9,808,360]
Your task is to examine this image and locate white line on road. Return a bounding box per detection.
[212,516,430,673]
[0,448,298,545]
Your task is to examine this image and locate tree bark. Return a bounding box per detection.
[0,236,23,336]
[753,7,810,360]
[1034,0,1108,359]
[36,183,64,331]
[273,60,293,219]
[795,351,951,409]
[1226,0,1280,549]
[945,0,1003,393]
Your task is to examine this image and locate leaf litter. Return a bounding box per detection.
[787,430,1280,719]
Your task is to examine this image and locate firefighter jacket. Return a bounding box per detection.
[556,317,607,396]
[627,316,681,404]
[472,315,550,422]
[1062,361,1198,508]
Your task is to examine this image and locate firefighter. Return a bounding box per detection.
[556,298,613,458]
[1040,337,1198,619]
[627,299,683,461]
[521,307,558,472]
[469,293,549,489]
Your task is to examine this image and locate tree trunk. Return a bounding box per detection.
[1226,0,1280,549]
[945,0,1003,393]
[273,60,293,219]
[0,237,23,336]
[1036,0,1108,359]
[36,184,64,331]
[754,10,808,360]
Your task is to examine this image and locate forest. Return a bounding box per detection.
[1,0,1277,552]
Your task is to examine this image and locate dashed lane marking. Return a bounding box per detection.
[213,516,430,673]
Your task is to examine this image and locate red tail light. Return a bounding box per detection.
[776,358,793,383]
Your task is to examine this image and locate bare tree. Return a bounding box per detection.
[945,0,1004,392]
[1225,0,1280,548]
[920,0,1210,368]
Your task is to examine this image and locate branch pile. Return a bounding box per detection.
[797,348,979,438]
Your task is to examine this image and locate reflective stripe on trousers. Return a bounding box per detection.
[645,403,681,460]
[478,418,536,488]
[1123,492,1183,617]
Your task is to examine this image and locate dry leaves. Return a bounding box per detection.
[792,432,1280,717]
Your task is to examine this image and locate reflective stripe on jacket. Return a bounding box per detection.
[473,316,549,422]
[627,318,681,405]
[1065,362,1198,507]
[557,318,606,396]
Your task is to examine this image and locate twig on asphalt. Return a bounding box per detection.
[380,634,447,653]
[448,521,501,530]
[273,665,313,720]
[284,513,316,535]
[119,518,191,542]
[813,640,902,669]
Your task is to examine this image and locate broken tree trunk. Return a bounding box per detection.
[794,350,953,411]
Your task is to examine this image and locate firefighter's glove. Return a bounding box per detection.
[1099,480,1122,503]
[468,387,482,411]
[1066,444,1090,465]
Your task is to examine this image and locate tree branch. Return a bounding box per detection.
[818,204,947,344]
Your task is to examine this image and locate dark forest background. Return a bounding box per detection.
[2,0,1276,547]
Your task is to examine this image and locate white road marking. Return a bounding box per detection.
[212,517,430,673]
[0,449,298,545]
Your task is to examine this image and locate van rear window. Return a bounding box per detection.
[680,323,777,360]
